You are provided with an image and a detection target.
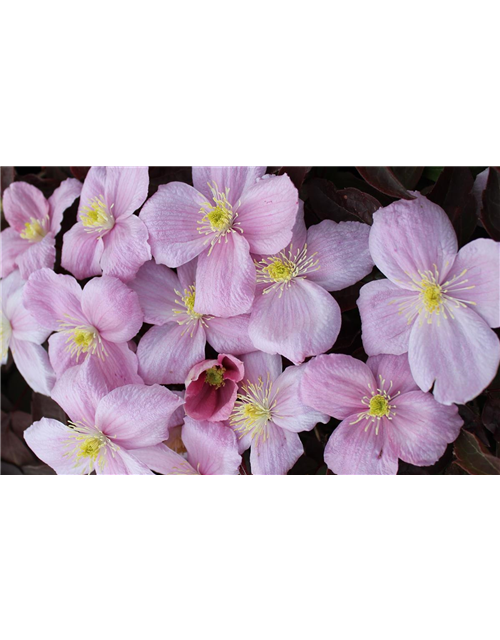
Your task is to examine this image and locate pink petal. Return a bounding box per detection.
[237,174,298,254]
[10,337,55,396]
[472,168,489,217]
[77,166,107,223]
[177,257,198,290]
[96,448,153,475]
[81,276,143,343]
[48,177,82,235]
[131,443,197,475]
[104,166,149,220]
[17,234,56,280]
[61,223,104,279]
[95,383,183,448]
[250,422,303,475]
[139,182,209,267]
[194,232,255,317]
[306,220,373,291]
[128,260,180,325]
[408,305,500,405]
[23,268,85,331]
[100,215,152,282]
[444,238,500,328]
[369,192,458,288]
[24,418,90,475]
[185,367,238,422]
[366,353,419,396]
[272,364,329,433]
[192,166,266,206]
[205,314,255,355]
[137,322,206,384]
[0,228,29,278]
[3,181,49,233]
[240,351,283,385]
[388,391,463,466]
[324,418,398,475]
[248,278,341,364]
[182,417,241,475]
[301,354,375,420]
[8,285,50,344]
[357,279,415,356]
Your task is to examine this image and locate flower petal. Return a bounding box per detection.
[301,354,375,420]
[140,182,208,267]
[137,322,206,384]
[237,174,298,254]
[248,278,341,364]
[77,166,107,223]
[240,351,283,385]
[81,276,143,343]
[100,215,152,282]
[48,177,82,235]
[205,314,255,355]
[408,305,500,405]
[192,166,266,206]
[61,223,104,279]
[366,353,420,396]
[131,443,197,475]
[10,337,55,396]
[104,166,149,220]
[96,448,153,475]
[3,181,49,233]
[128,260,180,325]
[17,234,56,280]
[250,422,303,475]
[357,279,415,356]
[369,192,458,288]
[388,391,463,466]
[182,417,241,475]
[8,286,50,343]
[0,228,29,278]
[24,418,90,475]
[306,220,373,291]
[194,232,255,317]
[177,257,198,290]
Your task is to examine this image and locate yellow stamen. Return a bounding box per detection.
[173,286,209,337]
[197,182,243,254]
[264,258,295,283]
[256,244,320,297]
[81,194,114,234]
[368,394,390,418]
[229,374,277,445]
[20,218,47,242]
[205,365,226,389]
[350,375,399,435]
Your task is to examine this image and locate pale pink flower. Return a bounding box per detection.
[358,192,500,405]
[129,258,255,384]
[1,270,55,395]
[1,178,82,279]
[61,166,151,282]
[140,166,299,317]
[228,351,329,475]
[132,417,241,475]
[185,353,244,421]
[23,358,183,475]
[249,202,373,363]
[23,268,143,389]
[301,353,463,475]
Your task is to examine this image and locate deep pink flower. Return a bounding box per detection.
[358,192,500,405]
[1,270,55,395]
[132,417,241,475]
[301,353,463,475]
[184,353,244,421]
[23,358,184,475]
[140,166,299,317]
[129,258,255,384]
[249,202,373,363]
[61,166,151,282]
[228,352,329,474]
[1,178,82,279]
[23,268,143,389]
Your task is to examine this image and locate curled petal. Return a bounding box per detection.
[48,177,82,235]
[10,338,55,396]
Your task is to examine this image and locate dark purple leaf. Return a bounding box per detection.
[31,393,66,423]
[482,393,500,440]
[480,167,500,241]
[391,167,424,190]
[356,167,415,200]
[1,166,15,197]
[277,167,311,190]
[305,178,380,224]
[454,430,500,475]
[70,166,91,181]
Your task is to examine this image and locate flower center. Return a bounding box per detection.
[173,286,209,337]
[421,279,443,314]
[351,375,400,435]
[368,394,390,418]
[65,421,116,474]
[264,259,295,283]
[197,182,243,254]
[205,365,226,389]
[256,244,320,296]
[81,194,115,235]
[1,313,12,361]
[229,374,277,445]
[58,316,107,362]
[20,217,48,242]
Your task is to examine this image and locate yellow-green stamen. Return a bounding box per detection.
[205,365,226,389]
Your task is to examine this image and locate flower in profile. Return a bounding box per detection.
[358,192,500,405]
[129,258,255,384]
[184,353,244,421]
[301,353,463,475]
[1,270,55,395]
[1,178,82,279]
[61,166,151,282]
[132,417,242,475]
[249,203,373,363]
[228,351,329,474]
[140,166,299,317]
[23,268,143,388]
[23,358,184,474]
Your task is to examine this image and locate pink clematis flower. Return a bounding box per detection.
[132,417,242,475]
[23,358,184,475]
[1,270,55,395]
[61,166,151,282]
[23,268,143,389]
[1,178,82,279]
[249,203,373,363]
[185,353,244,421]
[301,353,463,475]
[140,166,299,317]
[358,192,500,405]
[228,351,329,475]
[129,258,255,384]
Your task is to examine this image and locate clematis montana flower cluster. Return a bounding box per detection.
[1,167,499,475]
